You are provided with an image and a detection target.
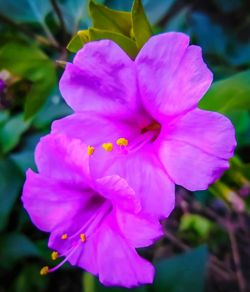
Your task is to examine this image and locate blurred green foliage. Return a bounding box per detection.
[0,0,250,291]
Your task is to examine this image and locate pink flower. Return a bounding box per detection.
[53,32,236,218]
[22,134,163,287]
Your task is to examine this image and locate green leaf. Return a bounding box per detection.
[67,30,90,53]
[83,272,147,292]
[0,114,30,154]
[152,246,208,292]
[0,42,56,118]
[13,264,47,292]
[0,233,41,269]
[10,150,36,174]
[33,94,72,129]
[0,111,10,126]
[0,159,23,231]
[199,70,250,113]
[0,0,52,25]
[89,0,132,37]
[89,28,138,59]
[179,214,213,239]
[132,0,152,49]
[58,0,105,34]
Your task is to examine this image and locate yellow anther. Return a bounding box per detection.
[80,233,86,242]
[40,266,49,276]
[61,233,68,240]
[102,143,113,152]
[116,138,128,146]
[87,145,95,156]
[51,251,58,261]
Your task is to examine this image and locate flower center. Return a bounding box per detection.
[86,121,161,157]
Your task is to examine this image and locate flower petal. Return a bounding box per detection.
[22,170,100,232]
[158,139,230,191]
[91,146,175,218]
[164,108,236,159]
[96,219,155,287]
[96,175,141,213]
[35,133,91,185]
[52,113,140,147]
[60,40,144,120]
[116,210,163,248]
[136,32,213,120]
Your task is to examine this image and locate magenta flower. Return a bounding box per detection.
[53,32,236,218]
[22,134,163,287]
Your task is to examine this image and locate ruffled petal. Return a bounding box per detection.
[157,108,236,190]
[116,209,163,248]
[158,139,230,191]
[164,108,236,159]
[52,113,140,147]
[96,175,141,213]
[60,40,144,120]
[22,170,100,232]
[136,32,213,120]
[91,146,175,218]
[35,134,91,185]
[96,219,155,287]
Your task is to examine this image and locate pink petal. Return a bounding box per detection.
[96,175,141,213]
[136,32,213,120]
[60,40,144,120]
[35,134,91,185]
[52,113,141,147]
[158,139,230,191]
[116,209,163,248]
[164,108,236,159]
[22,170,99,232]
[91,146,175,218]
[96,219,155,287]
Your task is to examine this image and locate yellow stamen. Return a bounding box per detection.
[51,251,58,261]
[116,137,128,146]
[80,233,86,242]
[40,266,49,276]
[102,143,113,152]
[87,145,95,156]
[61,233,68,240]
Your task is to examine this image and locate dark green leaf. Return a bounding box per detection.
[132,0,152,49]
[190,12,228,56]
[152,246,208,292]
[0,159,23,231]
[0,0,52,24]
[33,94,72,129]
[58,0,105,34]
[199,70,250,113]
[13,264,47,292]
[0,233,41,269]
[89,28,138,59]
[83,272,147,292]
[0,42,56,118]
[0,114,30,154]
[89,0,132,37]
[0,111,9,126]
[10,150,36,174]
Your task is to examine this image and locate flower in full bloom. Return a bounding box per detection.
[22,134,163,287]
[53,32,236,218]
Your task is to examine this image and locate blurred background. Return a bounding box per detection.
[0,0,250,291]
